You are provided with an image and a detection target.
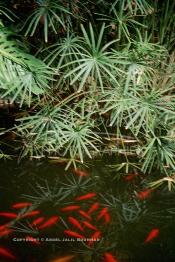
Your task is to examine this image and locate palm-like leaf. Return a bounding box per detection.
[62,117,101,163]
[16,106,68,147]
[0,28,54,106]
[0,4,15,21]
[24,0,70,42]
[141,135,175,173]
[125,88,175,135]
[0,57,53,106]
[43,32,83,67]
[110,0,153,15]
[101,87,134,127]
[99,5,146,42]
[62,23,123,92]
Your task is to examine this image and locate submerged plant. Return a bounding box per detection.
[60,173,95,196]
[22,179,67,204]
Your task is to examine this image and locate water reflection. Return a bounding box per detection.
[0,159,175,261]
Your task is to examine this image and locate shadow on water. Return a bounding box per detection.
[0,158,175,262]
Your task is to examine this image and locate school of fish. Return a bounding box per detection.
[0,169,160,261]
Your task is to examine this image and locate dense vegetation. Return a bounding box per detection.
[0,0,175,185]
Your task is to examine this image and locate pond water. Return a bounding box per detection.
[0,158,175,262]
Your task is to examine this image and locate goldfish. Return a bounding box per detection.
[25,236,40,245]
[104,212,111,224]
[38,216,59,230]
[104,252,119,262]
[137,189,152,200]
[50,255,74,262]
[82,221,98,231]
[31,217,45,227]
[97,207,109,220]
[124,173,138,181]
[0,246,17,260]
[78,210,92,220]
[88,231,101,246]
[68,216,84,232]
[0,229,13,237]
[0,212,17,219]
[144,228,160,243]
[72,168,89,177]
[87,202,100,215]
[21,210,40,218]
[61,205,80,212]
[12,202,32,209]
[75,193,96,201]
[0,224,9,231]
[64,230,85,239]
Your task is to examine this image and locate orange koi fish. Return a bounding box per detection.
[75,193,96,201]
[87,202,100,215]
[104,212,111,224]
[72,168,89,177]
[38,216,59,230]
[21,210,40,218]
[64,230,85,239]
[68,216,84,232]
[0,224,9,231]
[144,228,160,243]
[50,255,74,262]
[104,252,119,262]
[124,173,138,181]
[0,229,13,237]
[0,246,17,260]
[61,205,80,212]
[88,231,101,246]
[31,217,45,227]
[0,212,17,219]
[97,207,109,220]
[78,210,92,220]
[137,189,152,200]
[25,236,40,245]
[82,221,98,231]
[12,202,32,209]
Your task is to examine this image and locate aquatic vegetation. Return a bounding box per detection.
[10,221,39,235]
[22,179,66,204]
[0,160,175,261]
[149,176,175,191]
[59,173,95,196]
[100,193,147,224]
[0,0,175,261]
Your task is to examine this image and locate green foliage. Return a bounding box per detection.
[23,0,71,42]
[0,27,54,106]
[0,0,175,177]
[61,23,123,92]
[16,102,100,166]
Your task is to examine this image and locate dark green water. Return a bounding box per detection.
[0,158,175,262]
